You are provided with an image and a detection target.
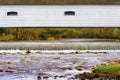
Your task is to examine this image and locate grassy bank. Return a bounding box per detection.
[75,64,120,79]
[93,64,120,76]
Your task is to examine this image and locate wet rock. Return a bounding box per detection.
[111,59,120,64]
[92,52,98,54]
[37,73,50,80]
[21,52,29,55]
[97,52,107,54]
[0,69,3,72]
[117,52,120,54]
[86,51,107,54]
[86,51,97,54]
[70,52,74,54]
[92,64,102,70]
[36,51,41,54]
[76,72,106,80]
[54,76,58,79]
[52,57,60,60]
[59,75,65,78]
[26,57,38,62]
[81,77,86,80]
[12,53,16,55]
[0,52,7,55]
[37,76,41,80]
[59,52,66,55]
[31,56,38,61]
[102,52,107,54]
[0,61,11,65]
[68,76,77,79]
[43,76,48,79]
[61,67,72,70]
[26,49,31,54]
[86,51,92,53]
[75,50,80,54]
[94,74,100,78]
[78,62,86,65]
[75,66,83,70]
[26,59,32,62]
[38,73,47,76]
[101,58,120,64]
[5,69,17,73]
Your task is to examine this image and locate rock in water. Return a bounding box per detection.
[37,76,41,80]
[75,50,80,54]
[26,49,31,54]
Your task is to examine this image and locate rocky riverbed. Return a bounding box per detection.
[0,50,119,80]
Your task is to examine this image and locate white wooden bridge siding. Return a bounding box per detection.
[0,5,120,27]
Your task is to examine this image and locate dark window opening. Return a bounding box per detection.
[64,11,75,16]
[7,11,18,16]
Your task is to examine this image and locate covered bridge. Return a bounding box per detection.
[0,5,120,27]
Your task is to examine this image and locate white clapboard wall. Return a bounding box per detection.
[0,5,120,27]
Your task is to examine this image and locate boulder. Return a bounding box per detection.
[75,50,80,54]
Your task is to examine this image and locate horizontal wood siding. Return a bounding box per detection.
[0,5,120,27]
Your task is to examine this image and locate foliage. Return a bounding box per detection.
[0,34,14,41]
[0,28,119,41]
[113,28,120,38]
[0,28,4,34]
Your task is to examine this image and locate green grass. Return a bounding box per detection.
[93,64,120,75]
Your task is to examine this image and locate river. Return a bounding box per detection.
[0,39,120,80]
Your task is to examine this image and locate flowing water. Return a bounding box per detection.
[0,39,120,50]
[0,39,120,80]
